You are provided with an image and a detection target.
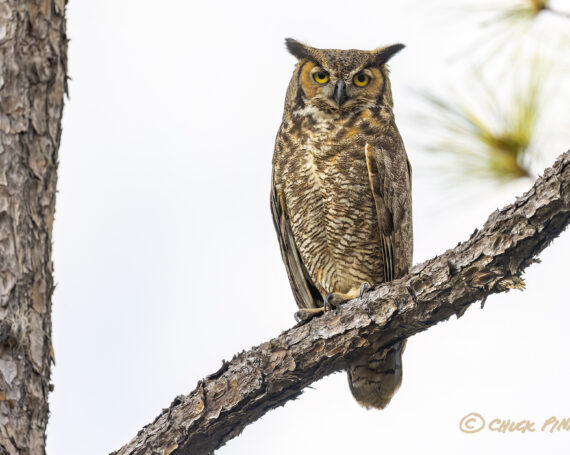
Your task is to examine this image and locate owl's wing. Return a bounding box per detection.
[365,141,413,281]
[270,182,323,310]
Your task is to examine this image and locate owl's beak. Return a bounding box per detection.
[333,80,347,107]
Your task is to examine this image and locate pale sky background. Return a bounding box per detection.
[48,1,570,454]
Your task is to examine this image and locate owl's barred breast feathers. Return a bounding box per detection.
[271,39,412,409]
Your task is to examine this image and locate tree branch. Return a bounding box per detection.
[113,151,570,455]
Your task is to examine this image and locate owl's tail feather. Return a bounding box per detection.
[347,340,406,409]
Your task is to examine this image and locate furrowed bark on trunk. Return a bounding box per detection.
[0,1,67,454]
[113,150,570,455]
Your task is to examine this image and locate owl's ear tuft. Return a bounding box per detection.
[372,43,405,66]
[285,38,314,60]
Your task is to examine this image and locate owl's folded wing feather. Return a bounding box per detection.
[365,142,413,281]
[270,181,323,309]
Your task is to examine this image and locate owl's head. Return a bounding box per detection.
[284,38,404,115]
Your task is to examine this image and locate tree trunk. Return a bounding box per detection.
[0,1,66,453]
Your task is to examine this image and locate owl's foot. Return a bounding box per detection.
[294,307,325,323]
[324,283,372,311]
[295,284,372,322]
[324,292,345,311]
[294,294,345,322]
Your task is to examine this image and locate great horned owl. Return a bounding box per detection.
[270,38,413,409]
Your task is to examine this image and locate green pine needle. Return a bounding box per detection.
[487,0,549,24]
[417,67,545,184]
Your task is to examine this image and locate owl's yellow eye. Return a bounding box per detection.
[313,71,330,84]
[353,73,370,87]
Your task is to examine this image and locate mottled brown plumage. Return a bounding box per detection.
[271,39,413,409]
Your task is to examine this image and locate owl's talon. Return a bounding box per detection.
[324,293,344,311]
[294,311,306,323]
[359,282,371,298]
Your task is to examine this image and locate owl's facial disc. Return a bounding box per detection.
[300,62,383,113]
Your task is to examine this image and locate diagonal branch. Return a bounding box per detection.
[113,151,570,455]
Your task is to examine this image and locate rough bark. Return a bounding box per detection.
[0,1,67,454]
[112,150,570,455]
